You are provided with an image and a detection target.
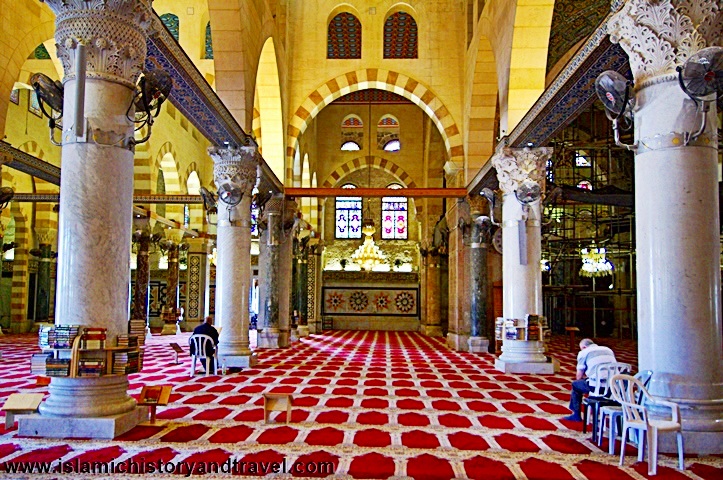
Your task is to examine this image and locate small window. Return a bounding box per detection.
[381,184,407,239]
[160,13,180,42]
[341,115,364,151]
[577,180,593,191]
[383,139,400,152]
[341,141,361,151]
[335,184,362,239]
[575,152,591,167]
[327,12,362,59]
[251,187,260,237]
[204,21,214,59]
[383,11,418,59]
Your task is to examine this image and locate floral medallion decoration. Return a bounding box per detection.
[349,291,369,311]
[326,292,345,311]
[374,293,390,311]
[395,291,415,313]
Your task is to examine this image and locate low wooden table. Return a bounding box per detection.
[565,326,580,352]
[263,393,293,424]
[2,393,44,429]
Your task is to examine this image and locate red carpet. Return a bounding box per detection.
[0,331,720,478]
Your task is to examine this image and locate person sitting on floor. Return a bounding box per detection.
[563,337,616,422]
[190,316,219,372]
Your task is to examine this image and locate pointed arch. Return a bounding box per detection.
[301,153,311,220]
[292,149,302,188]
[322,156,417,189]
[254,37,285,182]
[153,142,183,222]
[287,69,463,182]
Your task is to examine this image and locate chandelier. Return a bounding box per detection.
[580,244,614,277]
[351,218,387,271]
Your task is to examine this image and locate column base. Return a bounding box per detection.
[467,336,489,353]
[220,352,258,370]
[145,326,153,343]
[297,325,310,337]
[659,430,722,455]
[257,328,281,348]
[160,322,177,335]
[495,356,560,374]
[19,406,147,440]
[446,332,469,352]
[290,328,299,343]
[422,325,443,337]
[308,322,318,334]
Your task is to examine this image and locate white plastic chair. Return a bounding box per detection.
[582,361,632,442]
[610,374,684,475]
[598,369,653,454]
[188,334,218,377]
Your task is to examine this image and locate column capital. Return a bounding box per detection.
[608,0,723,86]
[34,228,57,247]
[42,0,153,87]
[466,194,486,215]
[491,147,552,196]
[208,146,259,197]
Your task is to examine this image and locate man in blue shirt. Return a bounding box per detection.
[563,338,616,421]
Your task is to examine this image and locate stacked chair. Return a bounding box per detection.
[582,361,632,443]
[597,369,652,454]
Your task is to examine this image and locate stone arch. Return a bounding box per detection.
[254,37,285,182]
[286,69,463,182]
[153,142,182,222]
[0,7,55,137]
[466,34,498,172]
[506,0,555,132]
[9,202,30,332]
[322,156,417,189]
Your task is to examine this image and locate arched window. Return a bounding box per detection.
[577,180,593,191]
[327,12,361,59]
[341,115,363,150]
[377,114,400,151]
[251,187,259,237]
[335,184,362,239]
[383,11,418,59]
[383,139,401,152]
[381,184,408,239]
[204,21,214,59]
[160,13,180,42]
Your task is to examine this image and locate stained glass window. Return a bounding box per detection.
[327,12,361,59]
[251,202,259,237]
[204,21,214,59]
[160,13,180,42]
[381,184,407,239]
[335,184,362,239]
[383,11,418,59]
[383,139,400,152]
[183,204,190,228]
[340,141,360,151]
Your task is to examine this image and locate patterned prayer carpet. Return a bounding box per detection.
[0,330,720,479]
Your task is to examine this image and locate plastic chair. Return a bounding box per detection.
[582,361,632,442]
[598,369,653,453]
[188,334,218,377]
[610,374,685,475]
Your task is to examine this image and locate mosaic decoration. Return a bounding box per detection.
[204,21,214,60]
[547,0,610,73]
[342,116,363,128]
[32,44,51,60]
[9,89,19,105]
[130,280,187,318]
[381,195,408,240]
[378,116,399,127]
[28,91,42,117]
[307,255,316,321]
[383,11,418,59]
[322,287,419,316]
[334,89,411,104]
[187,255,201,319]
[327,12,361,59]
[160,13,180,42]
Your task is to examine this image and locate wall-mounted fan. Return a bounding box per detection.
[218,183,242,207]
[199,186,218,225]
[480,187,500,225]
[30,73,64,145]
[0,187,14,213]
[677,46,723,145]
[595,70,636,151]
[127,69,173,144]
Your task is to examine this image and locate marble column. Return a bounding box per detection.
[492,147,558,374]
[21,0,153,439]
[279,199,298,346]
[608,1,722,454]
[306,240,323,334]
[209,145,258,368]
[160,229,184,335]
[423,251,442,337]
[257,198,281,348]
[131,221,151,342]
[468,212,492,353]
[32,229,56,322]
[295,237,310,337]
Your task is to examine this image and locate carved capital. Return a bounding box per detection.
[209,146,259,197]
[35,228,57,246]
[608,0,723,86]
[42,0,153,87]
[491,147,552,196]
[466,194,486,215]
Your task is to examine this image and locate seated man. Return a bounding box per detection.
[563,338,616,422]
[190,316,219,372]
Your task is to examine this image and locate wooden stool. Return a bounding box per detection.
[2,393,43,429]
[263,393,293,424]
[565,326,580,352]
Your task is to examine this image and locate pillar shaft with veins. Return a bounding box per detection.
[209,146,258,367]
[608,0,722,453]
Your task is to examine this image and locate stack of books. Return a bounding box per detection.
[46,357,71,377]
[38,325,52,349]
[80,327,106,349]
[45,325,80,349]
[78,359,105,377]
[116,335,139,348]
[30,353,52,375]
[113,350,140,375]
[129,319,146,346]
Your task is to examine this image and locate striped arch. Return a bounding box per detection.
[466,35,498,171]
[153,142,183,222]
[9,203,30,332]
[322,156,417,189]
[286,69,463,183]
